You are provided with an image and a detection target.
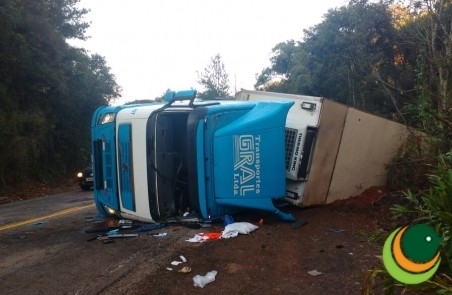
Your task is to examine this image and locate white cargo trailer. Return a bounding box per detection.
[236,89,409,207]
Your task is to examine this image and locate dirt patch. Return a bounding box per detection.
[0,178,78,205]
[103,186,402,295]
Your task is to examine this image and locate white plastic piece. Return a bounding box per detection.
[193,270,218,288]
[221,229,239,239]
[223,222,259,235]
[180,255,187,263]
[171,261,182,266]
[307,270,322,276]
[186,234,209,243]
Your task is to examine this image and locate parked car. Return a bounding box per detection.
[76,166,93,191]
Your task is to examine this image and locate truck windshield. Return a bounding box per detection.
[146,110,191,219]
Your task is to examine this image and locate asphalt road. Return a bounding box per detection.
[0,190,191,295]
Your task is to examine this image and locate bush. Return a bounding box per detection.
[390,151,452,293]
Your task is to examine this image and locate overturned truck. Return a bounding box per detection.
[91,89,409,222]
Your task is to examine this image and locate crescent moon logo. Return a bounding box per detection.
[382,224,441,284]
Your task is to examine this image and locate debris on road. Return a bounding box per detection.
[329,227,346,233]
[307,270,323,277]
[221,221,259,238]
[167,254,189,272]
[186,234,210,243]
[32,221,46,226]
[107,233,138,238]
[135,223,166,233]
[178,266,191,273]
[118,219,133,229]
[193,270,218,288]
[171,260,183,266]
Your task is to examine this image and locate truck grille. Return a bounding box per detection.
[285,128,297,171]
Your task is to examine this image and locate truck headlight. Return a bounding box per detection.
[99,112,116,125]
[77,172,83,178]
[104,205,118,216]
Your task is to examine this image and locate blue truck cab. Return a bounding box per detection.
[91,90,295,222]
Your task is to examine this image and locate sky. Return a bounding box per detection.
[71,0,347,104]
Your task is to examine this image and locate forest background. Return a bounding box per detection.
[0,0,450,196]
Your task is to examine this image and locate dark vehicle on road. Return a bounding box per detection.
[76,166,93,191]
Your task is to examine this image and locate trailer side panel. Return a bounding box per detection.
[326,108,408,203]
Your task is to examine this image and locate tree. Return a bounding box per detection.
[197,54,231,100]
[256,0,405,116]
[0,0,120,188]
[395,0,452,141]
[411,0,451,115]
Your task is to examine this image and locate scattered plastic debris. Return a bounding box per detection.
[153,233,167,237]
[118,219,133,229]
[186,234,208,243]
[201,232,222,240]
[329,228,346,233]
[178,266,191,273]
[186,232,222,242]
[171,261,183,266]
[193,270,218,288]
[106,229,119,236]
[223,215,234,226]
[221,222,259,238]
[221,230,238,239]
[224,222,259,234]
[166,254,189,271]
[107,233,138,238]
[308,270,323,277]
[135,223,166,233]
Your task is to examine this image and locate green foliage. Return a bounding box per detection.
[401,51,452,147]
[256,0,406,116]
[386,132,440,192]
[197,54,231,100]
[363,269,398,295]
[0,0,120,189]
[391,151,452,292]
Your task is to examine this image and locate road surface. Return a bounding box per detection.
[0,190,191,294]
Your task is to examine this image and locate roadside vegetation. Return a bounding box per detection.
[0,0,120,193]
